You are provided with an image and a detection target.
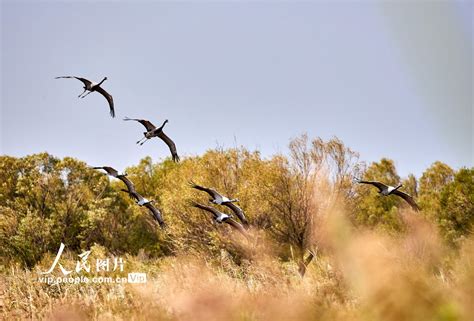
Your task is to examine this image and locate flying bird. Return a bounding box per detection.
[144,202,166,228]
[56,76,115,117]
[190,182,249,226]
[92,166,125,178]
[120,189,152,206]
[93,166,165,227]
[354,178,420,211]
[120,189,166,228]
[93,166,137,195]
[124,117,180,162]
[222,202,249,227]
[193,202,247,235]
[189,182,238,204]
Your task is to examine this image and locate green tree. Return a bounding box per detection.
[418,161,454,220]
[402,174,418,198]
[0,153,163,267]
[438,168,474,245]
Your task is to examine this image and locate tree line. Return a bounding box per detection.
[1,134,472,268]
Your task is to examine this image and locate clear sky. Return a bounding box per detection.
[1,0,472,177]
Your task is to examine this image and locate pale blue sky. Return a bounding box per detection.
[1,1,472,177]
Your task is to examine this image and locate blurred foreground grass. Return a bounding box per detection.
[2,212,473,321]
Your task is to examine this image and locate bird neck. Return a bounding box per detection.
[158,120,168,130]
[98,77,107,86]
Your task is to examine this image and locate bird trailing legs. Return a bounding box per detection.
[136,136,148,145]
[78,88,87,98]
[139,138,150,146]
[80,91,92,99]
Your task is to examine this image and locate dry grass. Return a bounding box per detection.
[2,207,472,321]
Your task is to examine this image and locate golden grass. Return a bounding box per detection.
[2,208,472,321]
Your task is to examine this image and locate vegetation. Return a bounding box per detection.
[0,134,472,320]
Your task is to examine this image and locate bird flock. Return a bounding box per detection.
[56,76,180,162]
[55,75,421,267]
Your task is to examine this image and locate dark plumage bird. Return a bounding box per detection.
[193,202,247,235]
[354,178,420,211]
[92,166,124,178]
[190,181,249,226]
[120,189,152,206]
[144,202,166,228]
[121,189,166,227]
[190,181,238,204]
[124,117,180,162]
[94,166,165,228]
[92,166,136,195]
[56,76,114,117]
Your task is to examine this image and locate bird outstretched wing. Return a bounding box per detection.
[144,202,166,228]
[120,189,165,227]
[93,167,137,195]
[392,190,421,211]
[95,86,115,118]
[223,202,249,227]
[120,189,146,204]
[225,218,247,236]
[189,181,221,199]
[193,202,245,235]
[123,117,157,132]
[92,166,119,177]
[55,76,92,87]
[355,179,388,192]
[192,202,221,219]
[157,131,180,162]
[118,176,137,194]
